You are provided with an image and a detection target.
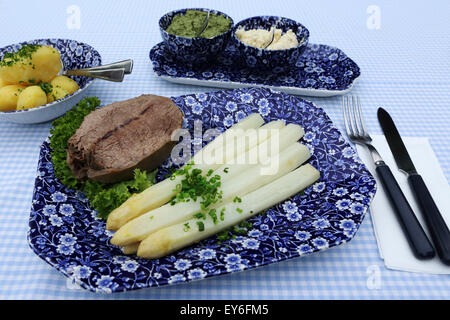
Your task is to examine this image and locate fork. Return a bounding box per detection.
[342,96,435,260]
[63,59,133,82]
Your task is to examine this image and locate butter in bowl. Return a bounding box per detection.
[232,16,310,73]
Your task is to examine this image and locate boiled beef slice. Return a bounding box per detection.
[67,94,184,183]
[67,95,151,175]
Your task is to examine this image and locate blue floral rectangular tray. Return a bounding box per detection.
[28,87,376,293]
[150,42,361,97]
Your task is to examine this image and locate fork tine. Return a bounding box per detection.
[356,96,369,137]
[347,96,358,138]
[342,96,352,137]
[352,96,363,137]
[342,96,352,136]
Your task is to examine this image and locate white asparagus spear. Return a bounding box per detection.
[110,142,310,246]
[191,113,264,165]
[210,119,286,166]
[106,113,264,230]
[137,164,320,259]
[122,243,139,255]
[106,118,281,231]
[218,123,304,183]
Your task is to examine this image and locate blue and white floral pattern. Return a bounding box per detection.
[150,41,360,94]
[0,38,101,115]
[232,16,309,72]
[28,87,376,293]
[159,8,234,68]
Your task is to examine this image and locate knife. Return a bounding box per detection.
[378,107,450,265]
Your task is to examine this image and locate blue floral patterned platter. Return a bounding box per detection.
[0,39,101,124]
[150,42,360,97]
[28,87,376,293]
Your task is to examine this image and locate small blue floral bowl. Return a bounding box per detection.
[233,16,309,73]
[0,38,101,124]
[159,8,234,68]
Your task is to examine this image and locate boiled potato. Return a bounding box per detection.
[0,45,62,84]
[0,85,27,111]
[47,86,69,102]
[50,75,79,94]
[16,86,48,110]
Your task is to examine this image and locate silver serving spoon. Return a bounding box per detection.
[63,59,133,82]
[263,27,276,49]
[196,10,211,37]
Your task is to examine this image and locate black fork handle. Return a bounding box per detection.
[375,163,435,259]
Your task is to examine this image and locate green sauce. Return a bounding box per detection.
[166,10,231,39]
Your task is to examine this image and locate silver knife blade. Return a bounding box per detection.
[377,107,417,175]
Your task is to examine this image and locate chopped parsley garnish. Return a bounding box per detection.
[193,212,206,220]
[233,196,242,203]
[208,209,218,224]
[183,223,191,232]
[220,208,226,221]
[217,231,230,242]
[236,207,243,213]
[197,221,205,232]
[216,221,254,243]
[169,164,224,223]
[223,167,229,173]
[233,221,253,234]
[239,220,253,229]
[49,97,157,220]
[0,44,40,67]
[39,82,53,94]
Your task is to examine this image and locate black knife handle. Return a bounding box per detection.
[408,174,450,265]
[375,163,435,259]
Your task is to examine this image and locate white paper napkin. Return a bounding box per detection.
[355,135,450,274]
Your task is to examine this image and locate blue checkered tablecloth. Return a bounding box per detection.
[0,0,449,299]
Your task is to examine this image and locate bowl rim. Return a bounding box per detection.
[233,15,310,52]
[0,38,101,115]
[159,7,235,40]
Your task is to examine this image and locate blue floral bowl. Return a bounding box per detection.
[0,38,101,124]
[233,16,309,73]
[159,8,234,68]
